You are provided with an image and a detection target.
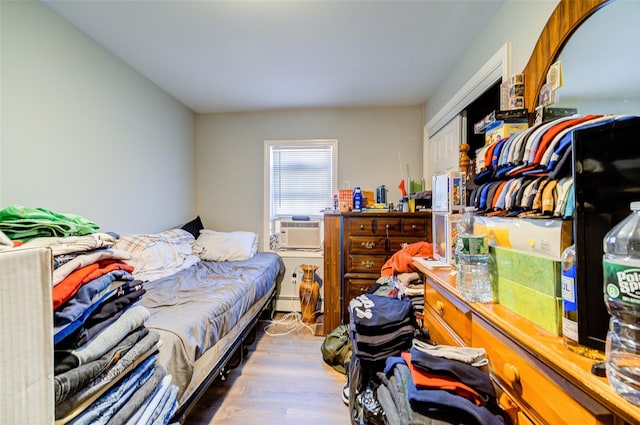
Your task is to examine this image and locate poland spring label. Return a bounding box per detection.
[603,261,640,305]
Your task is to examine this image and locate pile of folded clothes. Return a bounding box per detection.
[348,294,418,425]
[377,340,506,425]
[0,205,180,425]
[394,272,425,328]
[349,294,416,364]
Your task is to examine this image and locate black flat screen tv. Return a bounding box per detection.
[572,116,640,351]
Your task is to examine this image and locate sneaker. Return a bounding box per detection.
[342,375,349,405]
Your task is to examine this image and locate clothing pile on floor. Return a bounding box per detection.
[372,241,433,330]
[346,289,506,425]
[349,294,416,363]
[394,272,425,329]
[0,205,180,425]
[348,293,418,425]
[377,340,505,425]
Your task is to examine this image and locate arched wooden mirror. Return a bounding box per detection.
[522,0,608,113]
[552,0,640,114]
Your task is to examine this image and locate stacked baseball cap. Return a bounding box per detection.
[469,115,637,218]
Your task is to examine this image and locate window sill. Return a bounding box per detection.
[270,249,323,258]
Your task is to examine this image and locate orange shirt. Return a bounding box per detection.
[53,260,134,309]
[380,241,433,277]
[401,351,487,406]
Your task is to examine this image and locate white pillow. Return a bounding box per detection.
[194,230,258,261]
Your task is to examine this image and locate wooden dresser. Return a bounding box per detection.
[414,264,640,425]
[323,211,431,329]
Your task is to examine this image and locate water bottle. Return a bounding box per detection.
[561,244,605,360]
[353,187,363,211]
[456,206,492,303]
[603,201,640,405]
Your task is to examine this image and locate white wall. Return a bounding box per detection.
[425,0,560,124]
[0,1,196,235]
[195,106,424,236]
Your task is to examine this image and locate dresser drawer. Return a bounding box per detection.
[348,236,387,254]
[346,278,376,297]
[496,384,536,425]
[424,281,472,345]
[387,237,427,252]
[423,303,466,346]
[348,217,402,236]
[346,254,387,274]
[401,217,429,235]
[472,318,613,425]
[348,236,428,255]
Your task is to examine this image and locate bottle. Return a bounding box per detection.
[603,201,640,405]
[376,185,386,204]
[455,206,492,303]
[333,194,339,211]
[561,244,605,360]
[353,187,363,211]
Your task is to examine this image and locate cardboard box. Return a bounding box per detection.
[484,121,529,145]
[474,216,572,260]
[491,245,562,335]
[1,247,53,424]
[432,172,465,212]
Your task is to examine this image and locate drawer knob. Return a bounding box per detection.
[436,300,444,316]
[504,363,520,385]
[360,224,365,230]
[361,241,376,249]
[498,393,519,417]
[385,224,390,229]
[361,260,375,269]
[412,224,417,231]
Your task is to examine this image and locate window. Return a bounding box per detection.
[265,139,337,221]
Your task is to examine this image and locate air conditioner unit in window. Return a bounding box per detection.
[278,220,322,250]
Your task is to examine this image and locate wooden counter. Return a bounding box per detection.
[414,263,640,425]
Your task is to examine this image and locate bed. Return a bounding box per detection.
[140,252,281,421]
[112,222,283,423]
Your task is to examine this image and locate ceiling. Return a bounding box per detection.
[42,0,505,114]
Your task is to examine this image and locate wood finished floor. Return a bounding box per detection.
[183,316,351,425]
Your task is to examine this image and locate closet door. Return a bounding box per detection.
[426,114,462,187]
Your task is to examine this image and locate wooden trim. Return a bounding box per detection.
[522,0,609,113]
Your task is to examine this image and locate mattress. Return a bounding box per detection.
[138,252,282,400]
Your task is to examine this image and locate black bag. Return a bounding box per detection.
[348,353,385,425]
[320,324,352,374]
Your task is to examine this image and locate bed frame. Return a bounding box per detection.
[170,285,277,423]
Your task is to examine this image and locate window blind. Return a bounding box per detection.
[270,143,334,217]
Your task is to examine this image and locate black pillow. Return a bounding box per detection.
[181,216,204,239]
